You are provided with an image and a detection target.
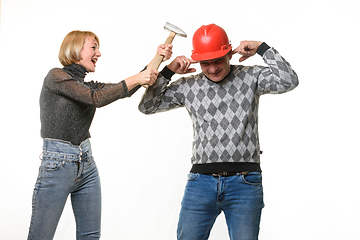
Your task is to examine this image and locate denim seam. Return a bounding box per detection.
[41,152,92,162]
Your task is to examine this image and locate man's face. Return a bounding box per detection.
[199,53,232,82]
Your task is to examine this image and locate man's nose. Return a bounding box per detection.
[208,64,217,73]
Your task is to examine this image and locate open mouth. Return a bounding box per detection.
[91,58,97,66]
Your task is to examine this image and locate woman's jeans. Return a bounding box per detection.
[28,138,101,240]
[177,172,264,240]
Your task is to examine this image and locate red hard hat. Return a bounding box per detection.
[191,24,232,61]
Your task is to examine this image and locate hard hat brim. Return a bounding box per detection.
[191,47,232,61]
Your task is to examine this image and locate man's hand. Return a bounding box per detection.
[232,41,263,62]
[167,56,197,74]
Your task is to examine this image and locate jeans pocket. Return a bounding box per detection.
[241,172,262,186]
[187,172,199,181]
[41,159,63,171]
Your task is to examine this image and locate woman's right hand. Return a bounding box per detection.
[158,44,173,62]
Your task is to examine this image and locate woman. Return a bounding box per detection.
[27,30,172,240]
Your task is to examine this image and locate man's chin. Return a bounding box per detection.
[208,75,224,82]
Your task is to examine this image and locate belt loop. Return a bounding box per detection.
[79,145,83,161]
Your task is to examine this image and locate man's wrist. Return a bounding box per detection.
[161,65,175,79]
[257,42,270,56]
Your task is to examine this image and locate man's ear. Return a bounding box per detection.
[228,51,233,60]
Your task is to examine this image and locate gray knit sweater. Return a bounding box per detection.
[139,44,298,173]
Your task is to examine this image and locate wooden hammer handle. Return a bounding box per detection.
[148,31,176,70]
[143,31,176,88]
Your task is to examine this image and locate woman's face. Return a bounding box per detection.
[77,36,101,72]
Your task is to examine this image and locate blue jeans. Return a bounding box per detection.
[177,172,264,240]
[28,138,101,240]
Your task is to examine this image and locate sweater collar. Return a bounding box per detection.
[63,63,88,81]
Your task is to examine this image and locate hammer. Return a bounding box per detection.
[147,22,187,72]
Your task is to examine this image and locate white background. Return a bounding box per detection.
[1,0,359,239]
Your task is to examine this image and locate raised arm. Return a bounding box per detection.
[233,41,299,95]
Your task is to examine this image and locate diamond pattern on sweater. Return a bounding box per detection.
[139,47,298,164]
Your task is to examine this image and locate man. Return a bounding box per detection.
[139,24,298,240]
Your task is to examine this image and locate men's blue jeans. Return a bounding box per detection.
[27,138,101,240]
[177,172,264,240]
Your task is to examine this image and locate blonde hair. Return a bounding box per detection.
[58,30,100,67]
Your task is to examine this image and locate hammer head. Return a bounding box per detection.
[164,22,187,38]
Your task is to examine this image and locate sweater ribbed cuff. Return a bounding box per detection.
[257,42,270,56]
[160,65,175,79]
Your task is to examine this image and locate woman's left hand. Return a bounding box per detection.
[138,68,159,86]
[125,68,159,89]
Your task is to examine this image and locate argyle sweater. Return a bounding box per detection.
[139,44,298,173]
